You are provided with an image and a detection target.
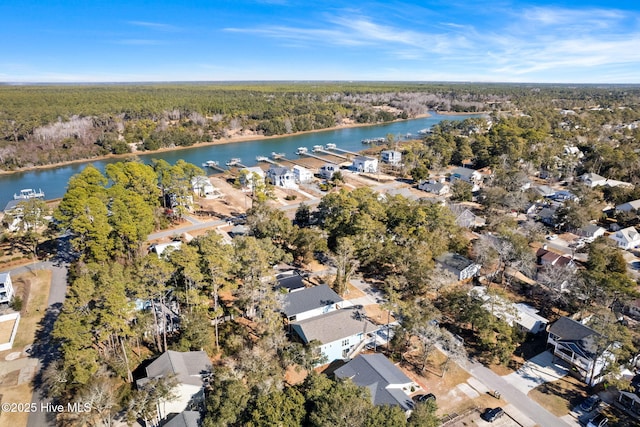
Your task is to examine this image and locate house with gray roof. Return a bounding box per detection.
[578,224,606,240]
[163,411,200,427]
[266,166,298,189]
[609,226,640,250]
[334,354,416,414]
[435,252,481,282]
[616,199,640,213]
[449,167,482,191]
[418,180,450,196]
[290,307,377,363]
[352,156,378,173]
[381,150,402,165]
[136,350,211,420]
[547,317,616,386]
[282,284,347,321]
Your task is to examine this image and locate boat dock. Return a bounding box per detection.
[203,161,226,173]
[298,150,339,164]
[311,145,348,160]
[256,156,281,166]
[324,144,358,157]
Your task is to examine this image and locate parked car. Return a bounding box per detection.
[586,412,608,427]
[413,393,436,403]
[546,234,558,240]
[481,407,504,422]
[580,394,602,412]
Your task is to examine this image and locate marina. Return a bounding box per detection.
[0,112,484,208]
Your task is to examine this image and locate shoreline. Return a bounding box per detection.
[0,110,484,176]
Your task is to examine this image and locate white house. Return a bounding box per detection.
[266,166,298,189]
[436,252,481,281]
[239,167,266,190]
[319,163,339,180]
[454,209,486,229]
[0,272,15,304]
[609,226,640,250]
[616,199,640,213]
[578,224,606,240]
[547,317,616,386]
[136,350,211,421]
[449,167,482,191]
[580,173,608,188]
[380,150,402,165]
[418,180,450,196]
[190,176,217,198]
[282,284,348,322]
[581,172,633,189]
[470,287,548,334]
[150,241,182,258]
[293,165,314,184]
[352,156,378,173]
[334,354,416,414]
[290,307,378,363]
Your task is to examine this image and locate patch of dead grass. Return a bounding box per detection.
[528,373,587,416]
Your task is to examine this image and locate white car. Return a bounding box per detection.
[546,234,558,240]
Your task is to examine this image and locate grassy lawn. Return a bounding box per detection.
[11,270,52,350]
[0,269,51,427]
[528,373,587,416]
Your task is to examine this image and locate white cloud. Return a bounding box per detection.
[127,21,180,32]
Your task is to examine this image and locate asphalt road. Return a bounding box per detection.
[467,362,572,427]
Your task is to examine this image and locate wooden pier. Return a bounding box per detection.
[312,146,348,160]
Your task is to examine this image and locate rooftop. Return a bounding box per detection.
[282,284,343,318]
[334,354,414,411]
[142,350,211,387]
[291,307,377,345]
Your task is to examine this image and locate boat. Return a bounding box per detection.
[325,143,337,150]
[417,128,432,135]
[312,145,323,152]
[271,152,286,159]
[13,188,45,200]
[255,156,269,162]
[295,147,308,155]
[225,158,241,167]
[202,160,219,168]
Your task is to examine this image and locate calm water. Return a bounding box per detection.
[0,112,481,208]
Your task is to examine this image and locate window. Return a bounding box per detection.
[341,339,349,347]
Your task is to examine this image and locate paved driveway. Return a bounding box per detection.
[504,350,569,394]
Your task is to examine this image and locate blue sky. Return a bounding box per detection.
[1,0,639,83]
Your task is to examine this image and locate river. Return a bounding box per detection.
[0,112,482,208]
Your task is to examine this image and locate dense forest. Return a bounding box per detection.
[2,82,638,171]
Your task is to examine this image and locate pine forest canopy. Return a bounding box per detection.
[1,82,640,170]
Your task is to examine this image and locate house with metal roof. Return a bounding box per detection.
[547,317,616,386]
[334,354,416,414]
[290,307,378,363]
[282,284,347,322]
[136,350,211,420]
